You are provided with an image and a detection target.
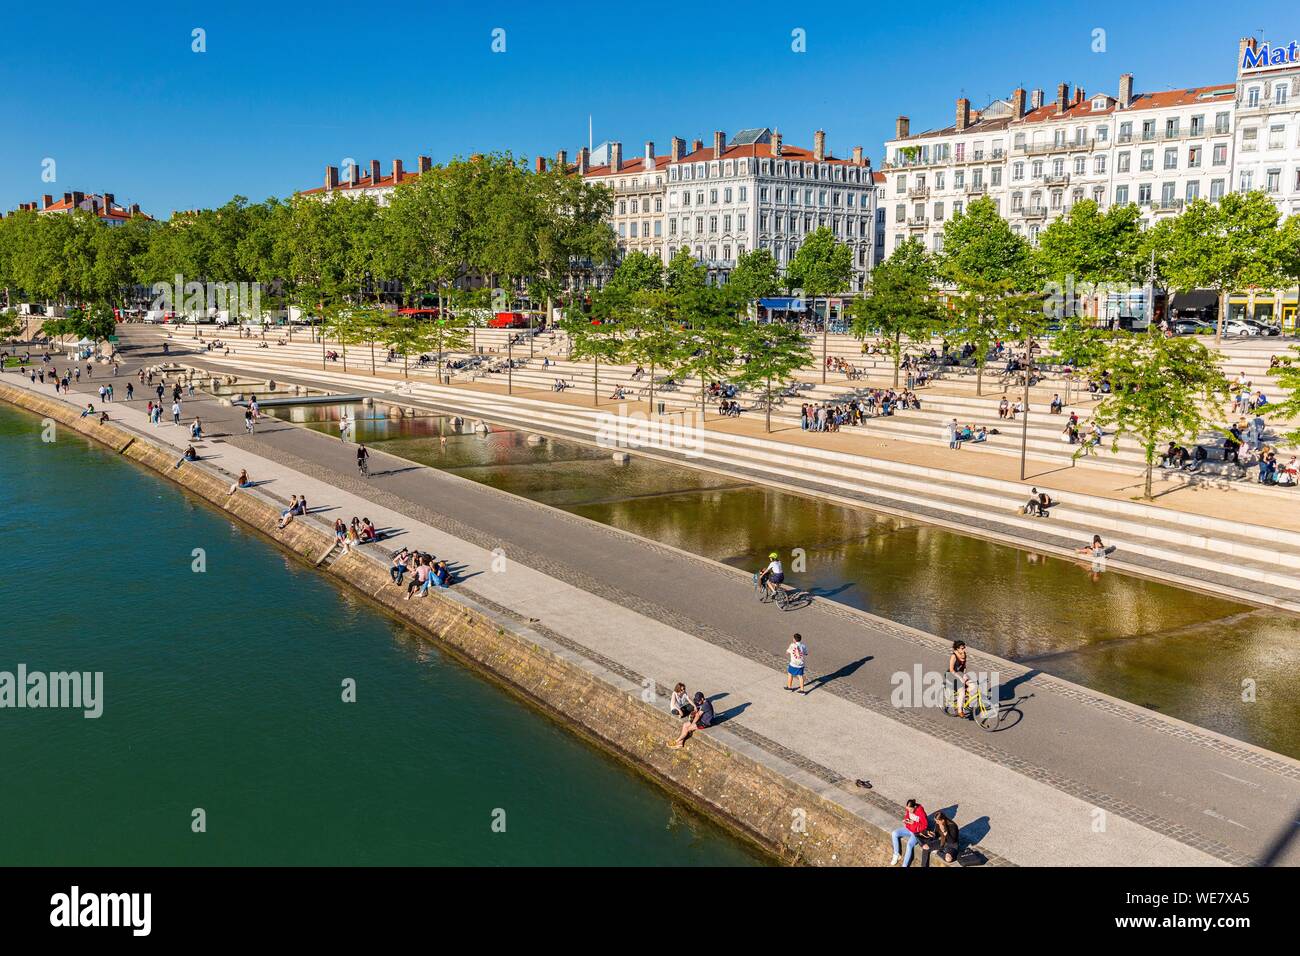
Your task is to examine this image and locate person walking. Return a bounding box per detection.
[244,407,255,434]
[171,400,182,425]
[785,633,808,694]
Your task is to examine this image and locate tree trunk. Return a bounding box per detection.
[1215,288,1227,344]
[892,333,901,388]
[976,360,984,397]
[370,336,375,375]
[766,374,772,433]
[593,356,598,406]
[649,361,655,413]
[1144,446,1155,500]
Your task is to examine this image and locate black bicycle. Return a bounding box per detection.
[753,573,796,610]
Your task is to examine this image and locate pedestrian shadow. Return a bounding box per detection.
[805,582,855,599]
[712,697,754,723]
[305,506,337,515]
[804,655,872,693]
[1255,800,1300,866]
[371,466,423,478]
[243,479,275,488]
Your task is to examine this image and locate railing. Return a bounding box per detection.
[1149,199,1185,212]
[966,182,988,195]
[1020,206,1047,219]
[907,186,930,199]
[1044,173,1070,185]
[906,216,929,228]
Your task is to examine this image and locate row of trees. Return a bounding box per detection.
[0,153,617,325]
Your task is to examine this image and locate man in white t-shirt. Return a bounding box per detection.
[785,633,808,694]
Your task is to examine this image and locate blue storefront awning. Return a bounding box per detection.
[758,297,806,311]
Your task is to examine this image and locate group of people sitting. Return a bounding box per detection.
[333,515,380,550]
[799,389,923,433]
[996,395,1026,420]
[706,380,738,399]
[668,682,715,749]
[390,547,455,598]
[717,399,742,417]
[277,494,310,529]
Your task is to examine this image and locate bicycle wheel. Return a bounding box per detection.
[940,686,960,718]
[973,701,1001,731]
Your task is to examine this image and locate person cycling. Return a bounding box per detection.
[947,640,972,718]
[356,443,370,477]
[758,552,785,600]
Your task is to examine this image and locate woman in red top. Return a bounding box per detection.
[890,799,928,867]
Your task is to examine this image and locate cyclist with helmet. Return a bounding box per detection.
[758,551,785,601]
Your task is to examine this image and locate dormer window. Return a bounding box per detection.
[1091,96,1108,110]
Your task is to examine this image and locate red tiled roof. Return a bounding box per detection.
[301,168,427,195]
[669,142,867,167]
[583,155,672,177]
[1019,83,1234,123]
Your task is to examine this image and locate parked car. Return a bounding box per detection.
[1173,319,1214,335]
[1246,319,1281,336]
[1223,319,1258,336]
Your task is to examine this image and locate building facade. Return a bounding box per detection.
[882,36,1300,261]
[13,191,148,224]
[660,128,876,289]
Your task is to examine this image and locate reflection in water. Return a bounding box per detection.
[269,402,1300,758]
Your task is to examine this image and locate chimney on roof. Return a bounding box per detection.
[644,140,655,168]
[1118,73,1134,109]
[347,161,359,185]
[1012,88,1027,117]
[418,155,432,174]
[1031,88,1044,110]
[895,116,910,139]
[1074,87,1085,105]
[129,203,140,216]
[813,130,826,161]
[72,191,84,209]
[326,165,339,191]
[670,136,685,162]
[63,192,72,205]
[555,149,568,170]
[712,131,725,159]
[533,155,545,173]
[42,194,52,210]
[1056,83,1069,114]
[578,147,590,175]
[955,98,971,131]
[392,158,404,182]
[1238,37,1257,66]
[103,193,114,214]
[851,145,864,165]
[771,132,783,157]
[369,159,381,183]
[692,138,703,153]
[610,141,622,172]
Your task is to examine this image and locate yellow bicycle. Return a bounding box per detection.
[942,676,1001,731]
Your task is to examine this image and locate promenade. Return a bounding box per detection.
[7,335,1300,866]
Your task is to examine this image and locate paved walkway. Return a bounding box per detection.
[148,328,1300,534]
[9,339,1300,867]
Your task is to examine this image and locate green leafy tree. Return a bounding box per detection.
[733,320,814,432]
[606,250,664,293]
[1149,192,1288,342]
[848,238,942,386]
[671,288,743,418]
[726,248,781,310]
[1087,332,1229,499]
[620,289,681,411]
[1034,200,1144,321]
[380,310,440,377]
[665,247,707,294]
[940,195,1032,287]
[561,293,627,405]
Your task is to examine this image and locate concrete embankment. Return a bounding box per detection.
[0,380,913,867]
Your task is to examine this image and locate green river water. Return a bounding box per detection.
[0,403,762,865]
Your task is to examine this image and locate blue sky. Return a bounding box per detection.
[4,2,1298,217]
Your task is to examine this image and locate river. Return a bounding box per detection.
[0,403,762,865]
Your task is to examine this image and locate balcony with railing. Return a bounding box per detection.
[966,182,988,195]
[1043,173,1070,186]
[1149,198,1185,214]
[906,216,929,229]
[907,186,930,199]
[1019,206,1047,219]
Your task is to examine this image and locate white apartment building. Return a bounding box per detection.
[304,157,432,204]
[882,79,1237,253]
[661,128,877,290]
[882,36,1300,254]
[881,35,1300,326]
[12,190,149,224]
[578,141,669,264]
[1234,37,1300,217]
